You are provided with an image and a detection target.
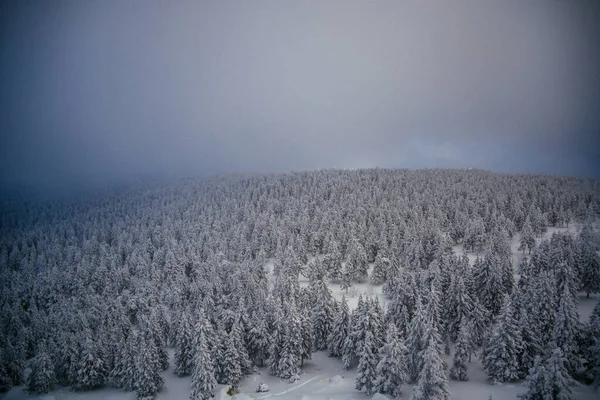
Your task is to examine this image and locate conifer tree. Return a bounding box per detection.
[174,308,194,377]
[220,332,242,387]
[75,335,107,390]
[311,276,335,351]
[518,356,551,400]
[328,296,350,357]
[247,315,269,367]
[482,296,522,383]
[544,347,575,400]
[190,318,217,400]
[374,323,407,398]
[450,321,471,381]
[355,331,379,396]
[135,333,163,400]
[411,322,450,400]
[406,298,427,383]
[553,282,582,374]
[26,341,56,394]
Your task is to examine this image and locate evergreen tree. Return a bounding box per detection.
[311,276,335,351]
[110,331,137,390]
[553,282,582,374]
[26,342,56,394]
[174,308,194,377]
[482,296,522,383]
[450,321,471,381]
[411,323,450,400]
[0,348,10,392]
[247,315,269,367]
[545,347,575,400]
[355,331,379,396]
[220,332,242,387]
[135,334,163,400]
[328,296,350,357]
[190,320,217,400]
[374,323,407,398]
[406,298,427,383]
[370,255,390,285]
[518,356,551,400]
[75,335,107,390]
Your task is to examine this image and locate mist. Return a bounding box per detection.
[1,0,599,193]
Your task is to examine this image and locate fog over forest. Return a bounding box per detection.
[1,1,600,195]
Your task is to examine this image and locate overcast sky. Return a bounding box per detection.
[1,1,599,191]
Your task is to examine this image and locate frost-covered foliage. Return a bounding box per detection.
[0,169,597,397]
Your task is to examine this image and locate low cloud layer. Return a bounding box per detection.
[1,1,599,191]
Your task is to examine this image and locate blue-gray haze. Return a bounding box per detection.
[1,1,599,193]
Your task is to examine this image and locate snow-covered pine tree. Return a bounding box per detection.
[553,282,583,374]
[443,274,474,343]
[310,276,335,351]
[579,244,600,298]
[482,295,522,383]
[299,304,313,366]
[190,317,217,400]
[519,216,536,255]
[277,301,302,379]
[370,255,390,285]
[328,296,350,357]
[174,308,194,377]
[0,349,10,393]
[518,356,551,400]
[544,347,576,400]
[355,331,379,396]
[450,321,471,381]
[406,298,427,383]
[231,317,253,375]
[75,335,107,390]
[247,314,269,367]
[110,330,137,391]
[374,323,407,398]
[411,321,450,400]
[472,254,507,318]
[26,341,56,394]
[219,331,242,387]
[135,333,164,400]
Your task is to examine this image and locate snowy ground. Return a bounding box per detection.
[3,223,599,400]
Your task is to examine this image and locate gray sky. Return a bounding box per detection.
[1,1,599,191]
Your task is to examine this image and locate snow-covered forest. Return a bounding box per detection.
[1,168,600,400]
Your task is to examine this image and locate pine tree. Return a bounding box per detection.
[110,330,137,390]
[545,347,575,400]
[450,321,471,381]
[135,333,164,400]
[518,356,551,400]
[553,282,582,374]
[482,296,522,383]
[355,331,379,396]
[370,256,390,285]
[411,322,450,400]
[0,348,10,392]
[406,298,427,383]
[190,319,217,400]
[311,276,335,351]
[220,332,242,387]
[231,318,253,374]
[174,308,194,377]
[75,335,107,390]
[26,342,56,394]
[328,296,350,357]
[374,323,407,398]
[247,315,269,367]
